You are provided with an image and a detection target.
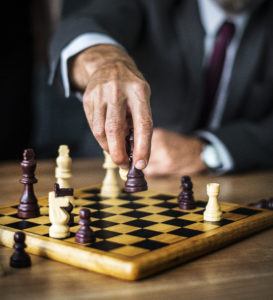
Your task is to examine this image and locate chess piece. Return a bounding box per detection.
[75,209,96,244]
[55,146,74,224]
[119,167,129,181]
[101,151,121,197]
[49,184,71,239]
[55,145,72,188]
[125,129,148,193]
[204,183,223,222]
[55,183,74,225]
[178,176,196,210]
[249,198,273,210]
[10,232,31,268]
[18,149,40,218]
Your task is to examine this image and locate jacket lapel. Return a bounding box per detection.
[222,4,268,122]
[174,0,205,129]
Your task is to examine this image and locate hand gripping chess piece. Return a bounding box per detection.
[18,149,40,218]
[101,151,121,197]
[124,128,148,193]
[49,184,71,239]
[10,232,31,268]
[55,145,72,188]
[204,183,223,222]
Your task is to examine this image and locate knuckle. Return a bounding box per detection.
[105,121,122,135]
[111,153,126,166]
[139,118,153,132]
[93,127,106,140]
[132,80,151,98]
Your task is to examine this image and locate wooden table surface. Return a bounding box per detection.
[1,159,273,300]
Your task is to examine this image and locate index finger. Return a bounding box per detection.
[128,84,153,170]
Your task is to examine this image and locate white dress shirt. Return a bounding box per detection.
[58,0,250,172]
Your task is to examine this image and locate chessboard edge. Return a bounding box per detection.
[130,209,273,279]
[0,226,140,280]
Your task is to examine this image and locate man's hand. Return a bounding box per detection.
[144,128,208,176]
[69,44,153,169]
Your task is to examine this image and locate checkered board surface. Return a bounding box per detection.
[1,186,273,280]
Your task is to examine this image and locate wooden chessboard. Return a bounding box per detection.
[0,186,273,280]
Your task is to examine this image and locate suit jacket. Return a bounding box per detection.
[50,0,273,172]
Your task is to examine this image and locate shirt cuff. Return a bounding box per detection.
[60,33,122,98]
[195,130,234,172]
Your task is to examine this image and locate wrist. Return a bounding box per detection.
[200,143,222,169]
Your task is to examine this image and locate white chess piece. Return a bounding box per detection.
[204,183,223,222]
[101,151,121,197]
[55,145,72,188]
[119,168,129,181]
[49,191,70,238]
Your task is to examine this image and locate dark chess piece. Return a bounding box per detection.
[75,209,96,244]
[124,128,148,193]
[178,176,196,210]
[248,198,273,210]
[18,149,40,218]
[10,232,31,268]
[54,183,74,225]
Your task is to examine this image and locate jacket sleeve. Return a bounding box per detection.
[49,0,143,84]
[210,110,273,171]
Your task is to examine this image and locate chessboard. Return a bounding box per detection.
[1,185,273,280]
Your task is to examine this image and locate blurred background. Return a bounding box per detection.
[0,0,101,161]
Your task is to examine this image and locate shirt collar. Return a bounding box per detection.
[198,0,250,37]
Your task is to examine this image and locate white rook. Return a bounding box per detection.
[204,183,223,222]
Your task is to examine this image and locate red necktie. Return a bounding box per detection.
[199,21,235,128]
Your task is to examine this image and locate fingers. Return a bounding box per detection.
[83,86,109,152]
[82,62,153,170]
[128,82,153,170]
[105,99,129,168]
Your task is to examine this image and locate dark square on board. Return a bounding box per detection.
[169,227,203,238]
[124,219,156,228]
[132,240,168,250]
[7,221,39,230]
[94,230,121,239]
[163,218,195,227]
[129,229,161,238]
[229,207,261,216]
[91,220,118,229]
[88,240,123,251]
[159,210,187,218]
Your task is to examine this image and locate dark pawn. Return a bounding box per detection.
[178,176,196,210]
[10,232,31,268]
[249,198,273,210]
[18,149,40,218]
[75,209,96,244]
[54,183,74,225]
[125,128,148,193]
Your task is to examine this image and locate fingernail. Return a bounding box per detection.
[135,160,146,169]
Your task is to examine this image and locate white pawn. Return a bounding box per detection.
[49,191,70,239]
[204,183,223,222]
[55,145,72,188]
[101,151,121,197]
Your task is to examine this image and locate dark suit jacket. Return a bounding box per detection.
[50,0,273,172]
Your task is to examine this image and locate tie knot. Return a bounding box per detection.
[218,21,236,41]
